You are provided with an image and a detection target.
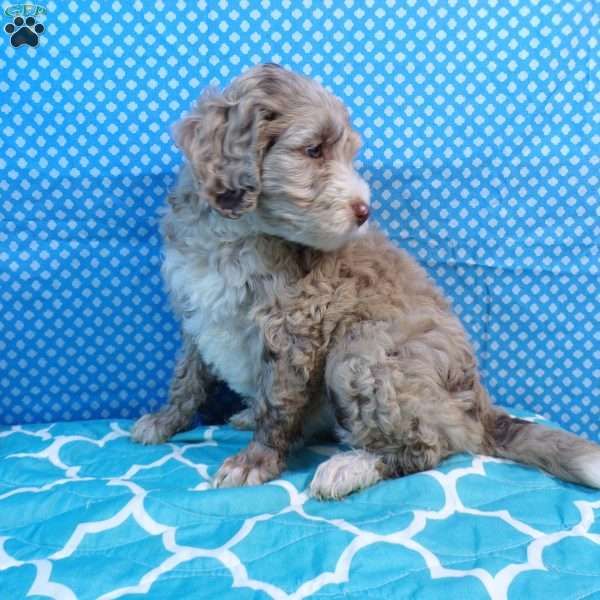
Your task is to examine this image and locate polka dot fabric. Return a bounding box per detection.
[0,1,598,438]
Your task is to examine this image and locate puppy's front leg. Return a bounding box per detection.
[213,357,309,488]
[131,338,214,444]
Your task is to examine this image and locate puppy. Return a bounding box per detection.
[131,64,600,499]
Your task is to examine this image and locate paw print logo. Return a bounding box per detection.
[4,15,45,48]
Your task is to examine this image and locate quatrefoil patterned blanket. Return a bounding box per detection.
[2,415,600,599]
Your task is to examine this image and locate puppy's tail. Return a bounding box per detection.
[485,408,600,488]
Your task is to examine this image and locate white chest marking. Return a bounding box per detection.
[163,247,264,399]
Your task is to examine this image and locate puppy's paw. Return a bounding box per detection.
[228,407,256,431]
[309,450,384,500]
[213,442,284,488]
[130,413,173,445]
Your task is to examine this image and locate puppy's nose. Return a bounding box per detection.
[351,201,369,226]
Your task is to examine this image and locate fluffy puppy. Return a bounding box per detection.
[131,64,600,499]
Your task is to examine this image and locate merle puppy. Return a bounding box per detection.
[131,64,600,499]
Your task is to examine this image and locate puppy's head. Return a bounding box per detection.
[175,64,370,250]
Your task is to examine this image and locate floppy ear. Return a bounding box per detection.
[173,87,271,219]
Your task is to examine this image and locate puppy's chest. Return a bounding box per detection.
[163,245,271,399]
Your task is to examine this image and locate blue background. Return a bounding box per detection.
[0,0,598,437]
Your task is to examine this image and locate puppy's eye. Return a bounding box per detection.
[305,144,323,159]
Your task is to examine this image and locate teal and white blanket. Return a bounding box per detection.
[2,416,600,599]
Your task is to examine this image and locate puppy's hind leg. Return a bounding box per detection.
[228,406,256,431]
[131,341,214,444]
[318,321,453,498]
[310,450,386,500]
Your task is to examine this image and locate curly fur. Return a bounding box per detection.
[131,64,600,498]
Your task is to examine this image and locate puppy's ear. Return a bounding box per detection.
[173,85,272,219]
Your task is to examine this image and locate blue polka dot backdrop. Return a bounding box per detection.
[0,1,597,437]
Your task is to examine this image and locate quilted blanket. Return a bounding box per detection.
[2,415,600,599]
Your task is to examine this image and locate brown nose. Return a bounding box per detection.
[351,201,369,226]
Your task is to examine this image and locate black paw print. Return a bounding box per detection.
[4,16,45,48]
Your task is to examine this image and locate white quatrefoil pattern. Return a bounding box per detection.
[1,415,600,599]
[0,4,598,429]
